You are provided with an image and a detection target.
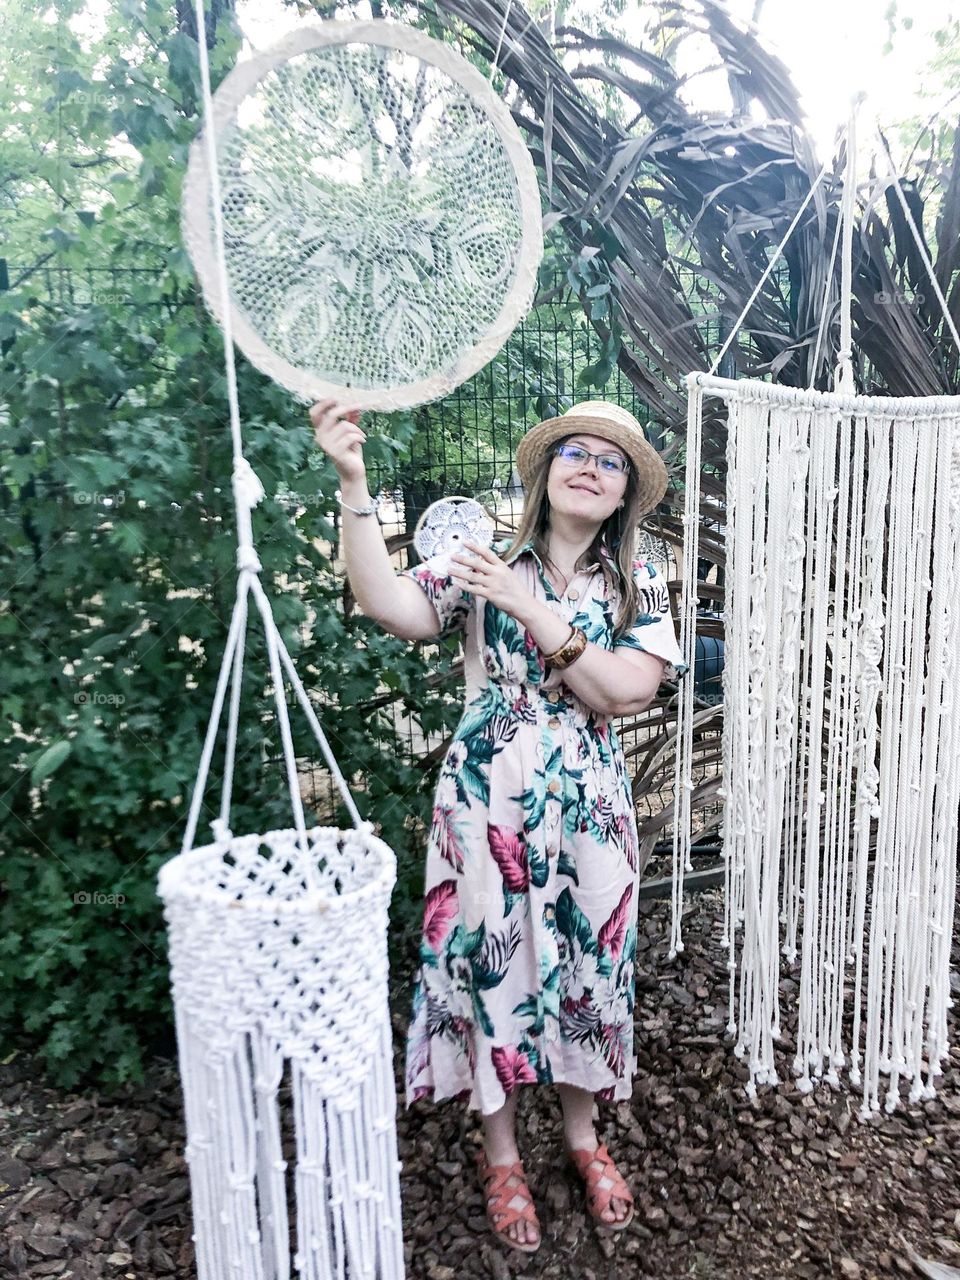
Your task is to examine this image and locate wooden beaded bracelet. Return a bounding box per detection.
[543,624,587,670]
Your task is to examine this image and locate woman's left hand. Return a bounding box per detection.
[448,541,531,619]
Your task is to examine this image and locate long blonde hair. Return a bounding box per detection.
[499,435,646,642]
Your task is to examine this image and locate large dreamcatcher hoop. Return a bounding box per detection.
[181,19,543,409]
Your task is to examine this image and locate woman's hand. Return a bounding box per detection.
[448,540,533,620]
[309,398,366,483]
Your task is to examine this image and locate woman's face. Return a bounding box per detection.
[545,432,629,529]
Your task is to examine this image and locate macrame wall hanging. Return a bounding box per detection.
[672,104,960,1119]
[158,10,542,1280]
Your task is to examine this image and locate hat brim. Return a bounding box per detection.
[516,415,669,515]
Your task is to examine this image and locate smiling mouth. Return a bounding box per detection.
[569,484,599,494]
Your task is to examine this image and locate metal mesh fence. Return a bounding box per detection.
[5,260,731,879]
[293,273,728,877]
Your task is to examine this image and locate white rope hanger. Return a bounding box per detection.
[158,6,547,1276]
[672,96,960,1117]
[873,123,960,360]
[158,15,409,1280]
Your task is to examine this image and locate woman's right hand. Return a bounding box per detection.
[309,399,366,484]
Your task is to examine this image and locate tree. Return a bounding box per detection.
[0,0,455,1088]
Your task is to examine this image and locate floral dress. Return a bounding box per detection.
[401,536,688,1116]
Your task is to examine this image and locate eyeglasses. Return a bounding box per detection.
[552,443,630,476]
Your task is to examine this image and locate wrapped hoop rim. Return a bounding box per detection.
[182,19,544,411]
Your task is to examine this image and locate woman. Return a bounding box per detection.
[311,397,688,1254]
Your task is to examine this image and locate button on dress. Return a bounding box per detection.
[400,537,688,1116]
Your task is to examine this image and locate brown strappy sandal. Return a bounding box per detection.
[565,1141,635,1230]
[475,1149,542,1254]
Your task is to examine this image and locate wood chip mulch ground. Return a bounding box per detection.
[2,886,958,1280]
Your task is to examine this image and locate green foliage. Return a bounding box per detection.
[0,0,662,1097]
[0,0,461,1092]
[880,10,960,242]
[565,218,625,391]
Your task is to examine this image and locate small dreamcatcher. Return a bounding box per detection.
[412,495,495,562]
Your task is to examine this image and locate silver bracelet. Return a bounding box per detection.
[335,488,380,518]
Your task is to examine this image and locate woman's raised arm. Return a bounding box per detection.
[310,400,443,642]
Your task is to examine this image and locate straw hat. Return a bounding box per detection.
[515,401,669,515]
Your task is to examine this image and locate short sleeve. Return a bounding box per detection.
[613,559,689,681]
[401,551,473,638]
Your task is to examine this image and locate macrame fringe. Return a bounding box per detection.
[674,375,960,1117]
[177,1015,404,1280]
[290,1020,403,1280]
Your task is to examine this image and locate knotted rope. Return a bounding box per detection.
[672,97,960,1116]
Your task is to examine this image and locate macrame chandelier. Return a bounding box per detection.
[672,104,960,1119]
[158,11,542,1280]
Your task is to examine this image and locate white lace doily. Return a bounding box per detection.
[182,20,543,410]
[412,495,494,560]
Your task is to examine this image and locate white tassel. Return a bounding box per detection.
[250,1030,287,1280]
[159,825,403,1280]
[233,457,266,510]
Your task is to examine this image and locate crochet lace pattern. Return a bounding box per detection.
[413,495,494,560]
[182,21,543,410]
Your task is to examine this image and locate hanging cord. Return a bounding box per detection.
[191,0,255,559]
[488,0,555,221]
[874,123,960,365]
[706,143,841,378]
[489,0,545,84]
[809,96,861,393]
[489,0,514,81]
[184,0,369,861]
[808,193,844,389]
[810,101,960,395]
[834,98,861,393]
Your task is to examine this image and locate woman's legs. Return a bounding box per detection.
[480,1084,521,1162]
[479,1089,540,1247]
[475,1083,630,1242]
[556,1083,631,1224]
